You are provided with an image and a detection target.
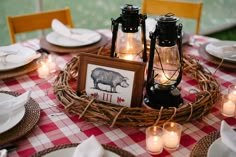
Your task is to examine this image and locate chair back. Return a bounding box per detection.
[7,7,73,43]
[141,0,203,34]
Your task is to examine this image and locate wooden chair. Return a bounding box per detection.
[141,0,203,34]
[7,7,74,43]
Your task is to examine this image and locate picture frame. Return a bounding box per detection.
[77,53,146,108]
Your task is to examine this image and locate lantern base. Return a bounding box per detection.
[143,87,183,109]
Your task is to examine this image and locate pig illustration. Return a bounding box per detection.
[91,67,129,93]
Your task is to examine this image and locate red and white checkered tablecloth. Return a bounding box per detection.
[1,30,236,157]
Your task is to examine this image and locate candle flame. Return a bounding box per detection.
[159,72,169,84]
[153,136,159,142]
[41,61,47,67]
[123,54,134,61]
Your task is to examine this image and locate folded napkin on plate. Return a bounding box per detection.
[206,42,236,58]
[0,44,39,64]
[73,135,104,157]
[51,19,96,43]
[0,91,31,115]
[220,120,236,152]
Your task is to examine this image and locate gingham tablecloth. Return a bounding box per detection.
[1,30,236,157]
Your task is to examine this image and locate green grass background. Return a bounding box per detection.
[0,0,235,46]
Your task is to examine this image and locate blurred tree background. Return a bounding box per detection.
[0,0,235,46]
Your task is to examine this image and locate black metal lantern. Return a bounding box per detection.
[110,4,147,62]
[144,13,183,109]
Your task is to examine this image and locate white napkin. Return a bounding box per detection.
[0,91,31,115]
[51,19,71,38]
[51,19,94,43]
[206,43,236,58]
[0,44,39,64]
[220,120,236,152]
[0,149,7,157]
[73,135,104,157]
[145,18,156,40]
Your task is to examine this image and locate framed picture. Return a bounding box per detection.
[77,53,146,108]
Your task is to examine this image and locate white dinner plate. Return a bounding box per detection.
[46,28,102,47]
[205,41,236,62]
[41,147,120,157]
[0,44,39,71]
[207,138,236,157]
[0,93,26,134]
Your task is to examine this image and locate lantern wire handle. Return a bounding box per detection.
[153,47,181,85]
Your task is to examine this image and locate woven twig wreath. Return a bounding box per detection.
[53,49,220,128]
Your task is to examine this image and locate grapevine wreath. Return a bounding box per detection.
[53,48,220,128]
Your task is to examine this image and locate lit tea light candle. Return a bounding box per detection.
[163,130,179,149]
[146,136,163,154]
[37,61,49,78]
[146,126,163,155]
[222,100,235,117]
[163,122,182,150]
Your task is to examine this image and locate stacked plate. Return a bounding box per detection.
[207,138,236,157]
[190,131,236,157]
[46,28,102,47]
[31,143,135,157]
[0,93,26,134]
[0,44,40,71]
[0,44,40,79]
[40,28,109,54]
[198,40,236,70]
[205,41,236,62]
[0,91,40,145]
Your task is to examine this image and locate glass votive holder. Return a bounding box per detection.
[228,84,236,104]
[37,58,50,79]
[47,54,57,73]
[221,95,236,117]
[162,122,182,150]
[146,126,163,155]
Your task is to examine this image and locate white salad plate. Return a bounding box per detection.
[41,147,120,157]
[207,138,236,157]
[0,93,26,134]
[46,28,102,47]
[205,41,236,62]
[0,44,39,71]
